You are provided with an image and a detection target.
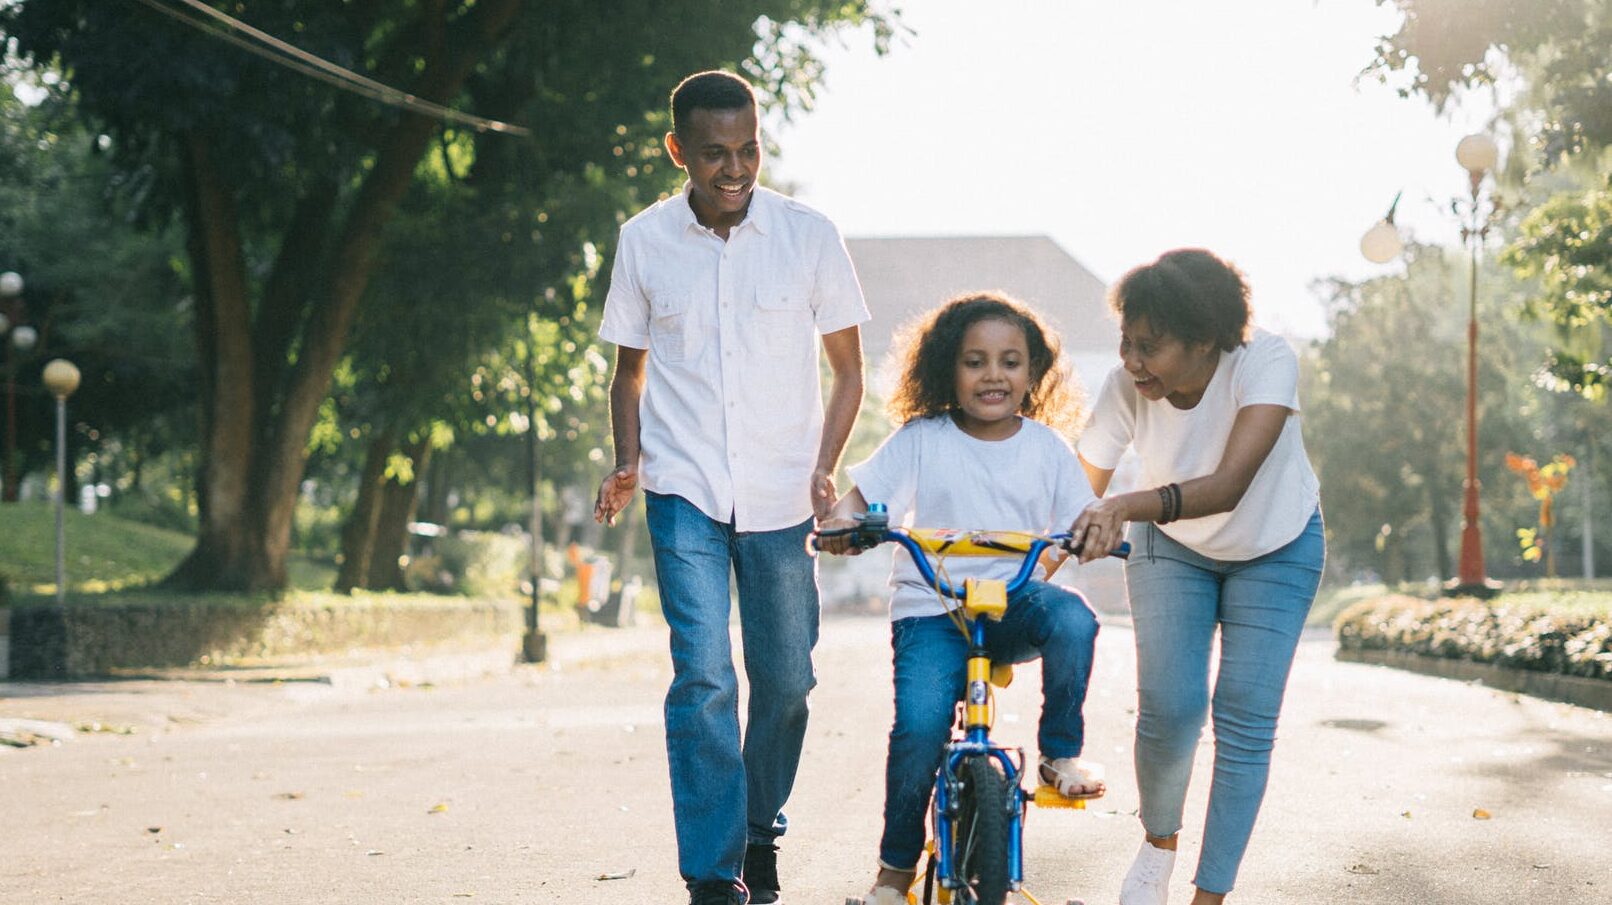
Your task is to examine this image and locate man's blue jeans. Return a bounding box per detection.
[879,581,1099,870]
[643,492,820,889]
[1125,508,1324,895]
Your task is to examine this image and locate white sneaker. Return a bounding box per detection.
[1118,840,1175,905]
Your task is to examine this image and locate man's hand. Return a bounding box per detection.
[594,464,639,526]
[810,468,838,521]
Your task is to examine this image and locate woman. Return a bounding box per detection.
[1069,248,1324,905]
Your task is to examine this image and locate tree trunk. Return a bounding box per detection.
[336,428,398,593]
[162,132,262,592]
[367,439,431,591]
[160,0,523,593]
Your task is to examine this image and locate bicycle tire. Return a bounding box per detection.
[953,754,1012,905]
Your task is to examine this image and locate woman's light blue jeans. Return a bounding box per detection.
[643,492,821,890]
[1125,508,1324,894]
[879,581,1100,870]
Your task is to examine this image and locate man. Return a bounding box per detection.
[593,70,868,905]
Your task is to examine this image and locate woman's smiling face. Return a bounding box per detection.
[1119,316,1219,408]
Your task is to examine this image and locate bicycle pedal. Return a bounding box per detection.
[1031,784,1089,809]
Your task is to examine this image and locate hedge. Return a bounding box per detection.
[5,593,523,679]
[1334,594,1612,681]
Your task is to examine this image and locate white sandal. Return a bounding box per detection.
[1037,755,1106,798]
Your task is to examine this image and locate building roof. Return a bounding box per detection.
[845,235,1119,394]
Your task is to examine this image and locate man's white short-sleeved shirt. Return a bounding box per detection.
[848,416,1098,621]
[1077,328,1320,561]
[599,183,869,532]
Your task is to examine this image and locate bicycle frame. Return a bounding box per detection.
[815,504,1129,901]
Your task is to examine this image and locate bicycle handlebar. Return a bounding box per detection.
[810,506,1130,600]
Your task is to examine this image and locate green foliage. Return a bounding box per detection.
[407,529,528,599]
[1364,0,1611,162]
[1502,172,1612,396]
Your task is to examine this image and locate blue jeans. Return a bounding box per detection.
[1125,508,1324,895]
[879,581,1100,870]
[643,492,821,889]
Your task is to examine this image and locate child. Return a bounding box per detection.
[818,291,1105,903]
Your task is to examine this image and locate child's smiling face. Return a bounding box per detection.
[952,318,1030,439]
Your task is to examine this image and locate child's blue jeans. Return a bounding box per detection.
[1125,508,1324,895]
[879,580,1099,870]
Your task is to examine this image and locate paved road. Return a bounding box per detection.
[3,614,1610,904]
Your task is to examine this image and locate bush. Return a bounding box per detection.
[416,529,528,598]
[1335,595,1612,680]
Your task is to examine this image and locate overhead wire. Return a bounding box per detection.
[126,0,530,136]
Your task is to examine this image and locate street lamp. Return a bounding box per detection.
[1452,133,1500,596]
[43,359,80,604]
[1360,135,1501,596]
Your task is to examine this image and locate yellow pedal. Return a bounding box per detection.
[990,663,1015,688]
[1032,784,1089,809]
[963,578,1007,620]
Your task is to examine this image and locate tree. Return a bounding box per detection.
[1305,244,1549,582]
[1362,1,1612,399]
[2,0,896,590]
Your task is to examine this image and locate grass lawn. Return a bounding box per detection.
[1,501,194,594]
[0,500,339,597]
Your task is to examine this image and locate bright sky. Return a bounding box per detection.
[767,0,1498,339]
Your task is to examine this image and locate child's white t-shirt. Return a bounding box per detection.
[1077,328,1320,561]
[847,415,1097,621]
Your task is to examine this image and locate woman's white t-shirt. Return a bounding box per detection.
[1077,328,1319,561]
[848,415,1097,621]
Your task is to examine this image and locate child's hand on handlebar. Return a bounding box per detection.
[813,516,864,555]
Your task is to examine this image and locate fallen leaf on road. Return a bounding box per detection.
[1472,808,1493,820]
[1345,863,1379,875]
[273,792,305,801]
[428,802,449,814]
[596,869,637,881]
[366,850,385,856]
[344,790,365,799]
[1400,811,1412,819]
[146,827,162,834]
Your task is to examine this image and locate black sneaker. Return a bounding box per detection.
[743,843,780,904]
[689,880,744,905]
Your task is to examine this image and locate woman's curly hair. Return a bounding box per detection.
[886,291,1083,435]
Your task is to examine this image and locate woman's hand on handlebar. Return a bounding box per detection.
[1070,496,1128,564]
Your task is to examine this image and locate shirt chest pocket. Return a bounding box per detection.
[649,290,691,363]
[755,283,812,350]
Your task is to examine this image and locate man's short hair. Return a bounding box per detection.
[671,70,757,136]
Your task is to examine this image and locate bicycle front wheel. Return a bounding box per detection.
[952,754,1012,905]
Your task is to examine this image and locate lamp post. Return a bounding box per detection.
[0,270,32,503]
[43,359,80,604]
[1359,134,1500,596]
[1452,133,1499,596]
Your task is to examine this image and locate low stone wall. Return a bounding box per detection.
[1335,646,1612,711]
[5,596,524,679]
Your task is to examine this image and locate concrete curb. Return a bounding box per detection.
[1335,646,1612,712]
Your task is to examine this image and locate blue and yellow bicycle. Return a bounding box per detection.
[814,504,1129,905]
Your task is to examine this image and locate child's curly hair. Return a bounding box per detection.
[886,291,1084,435]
